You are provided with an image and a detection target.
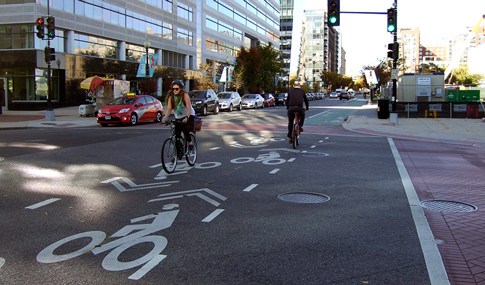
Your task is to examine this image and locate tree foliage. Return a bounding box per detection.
[448,64,485,86]
[196,62,218,91]
[319,70,353,91]
[234,42,283,93]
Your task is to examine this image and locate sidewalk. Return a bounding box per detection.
[0,106,98,129]
[343,104,485,147]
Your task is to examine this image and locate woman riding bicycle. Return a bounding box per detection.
[161,79,195,150]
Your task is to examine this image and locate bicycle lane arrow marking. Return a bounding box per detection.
[101,177,179,192]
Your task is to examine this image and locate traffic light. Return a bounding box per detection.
[327,0,340,26]
[44,47,55,63]
[387,8,397,33]
[387,42,399,60]
[36,17,45,39]
[46,16,55,39]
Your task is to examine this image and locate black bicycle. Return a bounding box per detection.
[161,118,197,173]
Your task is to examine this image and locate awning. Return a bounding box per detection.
[80,76,109,90]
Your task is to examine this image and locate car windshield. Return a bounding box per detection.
[217,93,231,99]
[189,91,206,98]
[277,94,286,98]
[242,95,256,99]
[263,94,271,98]
[108,97,137,105]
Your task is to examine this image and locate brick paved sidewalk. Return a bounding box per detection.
[396,139,485,284]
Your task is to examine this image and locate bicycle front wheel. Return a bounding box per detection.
[185,134,197,166]
[161,137,177,173]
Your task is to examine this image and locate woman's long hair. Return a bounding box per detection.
[166,83,187,108]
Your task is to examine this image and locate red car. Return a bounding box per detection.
[97,94,163,127]
[262,93,275,107]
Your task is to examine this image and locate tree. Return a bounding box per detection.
[418,63,445,73]
[196,61,218,91]
[234,42,283,93]
[448,64,485,86]
[231,66,244,93]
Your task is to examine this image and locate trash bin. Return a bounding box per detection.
[377,99,390,119]
[79,104,95,116]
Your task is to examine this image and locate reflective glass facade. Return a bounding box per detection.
[0,0,279,110]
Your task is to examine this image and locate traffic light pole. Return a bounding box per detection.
[45,0,55,121]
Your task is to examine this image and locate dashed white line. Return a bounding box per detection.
[25,198,61,210]
[243,184,258,192]
[310,145,316,148]
[287,158,296,162]
[269,168,280,174]
[209,147,220,150]
[202,209,225,222]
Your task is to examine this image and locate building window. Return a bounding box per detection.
[177,3,193,21]
[74,33,118,59]
[177,28,193,46]
[0,24,34,49]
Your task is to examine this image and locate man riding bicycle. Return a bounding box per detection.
[286,81,309,144]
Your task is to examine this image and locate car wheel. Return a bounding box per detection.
[238,103,242,111]
[214,104,219,114]
[261,103,264,108]
[100,123,108,127]
[202,105,207,116]
[228,104,233,112]
[155,111,162,123]
[130,113,138,125]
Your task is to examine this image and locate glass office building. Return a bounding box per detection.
[0,0,279,110]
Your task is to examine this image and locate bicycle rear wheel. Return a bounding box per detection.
[185,134,197,166]
[292,124,297,149]
[161,138,177,173]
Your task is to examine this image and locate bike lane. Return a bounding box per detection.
[0,128,436,283]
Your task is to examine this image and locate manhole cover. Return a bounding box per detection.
[278,192,330,204]
[419,200,478,213]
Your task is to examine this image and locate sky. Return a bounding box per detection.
[290,0,485,76]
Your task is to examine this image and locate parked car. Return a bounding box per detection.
[339,91,350,100]
[329,92,339,98]
[97,94,163,127]
[241,94,264,109]
[188,90,219,115]
[276,93,288,105]
[261,93,275,107]
[217,92,242,112]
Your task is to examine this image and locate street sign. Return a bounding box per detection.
[364,70,378,84]
[391,69,399,80]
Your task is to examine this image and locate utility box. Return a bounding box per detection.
[446,89,480,102]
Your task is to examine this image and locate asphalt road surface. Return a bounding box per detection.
[0,98,432,284]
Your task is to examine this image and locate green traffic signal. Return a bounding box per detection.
[387,8,397,33]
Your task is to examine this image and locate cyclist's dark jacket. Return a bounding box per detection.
[286,87,309,109]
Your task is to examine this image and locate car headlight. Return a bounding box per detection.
[194,101,202,105]
[119,108,130,113]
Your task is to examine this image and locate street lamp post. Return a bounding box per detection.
[225,57,229,92]
[144,38,151,95]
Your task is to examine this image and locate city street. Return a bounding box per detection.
[0,98,438,284]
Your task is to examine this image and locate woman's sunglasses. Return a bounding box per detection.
[172,88,180,91]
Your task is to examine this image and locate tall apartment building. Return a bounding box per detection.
[279,0,294,87]
[398,28,420,73]
[0,0,280,110]
[297,9,340,89]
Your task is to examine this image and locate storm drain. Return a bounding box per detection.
[419,200,478,213]
[278,192,330,204]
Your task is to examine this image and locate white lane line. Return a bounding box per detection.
[308,110,329,119]
[0,257,5,268]
[310,145,316,148]
[243,184,258,192]
[388,138,450,285]
[202,209,225,222]
[287,158,296,162]
[269,168,280,174]
[25,198,61,209]
[209,147,220,150]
